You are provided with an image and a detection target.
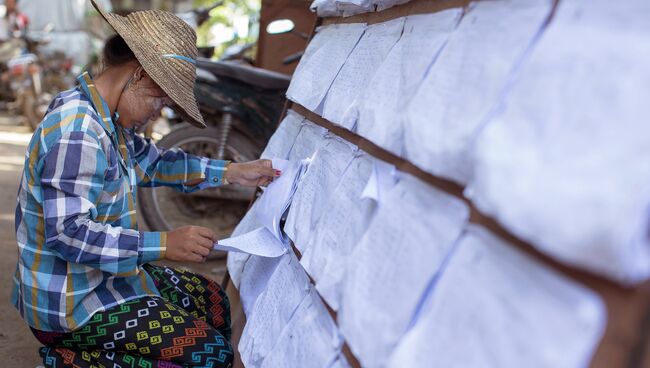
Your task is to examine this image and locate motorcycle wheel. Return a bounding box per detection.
[137,124,262,252]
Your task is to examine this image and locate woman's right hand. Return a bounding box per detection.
[225,159,280,187]
[165,225,215,262]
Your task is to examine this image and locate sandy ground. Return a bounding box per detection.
[0,115,243,367]
[0,116,42,366]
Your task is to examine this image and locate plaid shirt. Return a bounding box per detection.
[12,72,227,332]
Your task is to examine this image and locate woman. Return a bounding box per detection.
[11,2,277,367]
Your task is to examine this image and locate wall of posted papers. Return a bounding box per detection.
[225,0,650,367]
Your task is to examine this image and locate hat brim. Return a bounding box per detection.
[90,0,206,128]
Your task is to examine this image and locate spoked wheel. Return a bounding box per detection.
[137,124,262,254]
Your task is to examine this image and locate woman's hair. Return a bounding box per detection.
[103,34,137,67]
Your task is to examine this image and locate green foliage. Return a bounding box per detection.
[193,0,261,59]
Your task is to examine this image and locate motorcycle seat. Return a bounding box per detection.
[196,58,291,90]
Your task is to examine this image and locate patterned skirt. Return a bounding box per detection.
[31,264,233,368]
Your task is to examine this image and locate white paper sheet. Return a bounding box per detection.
[239,252,311,367]
[373,0,410,12]
[226,201,262,288]
[339,0,372,17]
[338,175,469,367]
[215,227,287,257]
[322,18,405,129]
[310,0,341,17]
[261,109,305,160]
[226,249,251,289]
[360,159,399,205]
[468,0,650,283]
[287,121,327,162]
[403,0,554,184]
[215,159,308,257]
[254,159,309,243]
[355,10,463,155]
[299,154,374,310]
[284,136,358,253]
[286,23,367,110]
[310,0,378,17]
[260,289,342,368]
[387,225,606,368]
[238,254,285,315]
[328,355,352,368]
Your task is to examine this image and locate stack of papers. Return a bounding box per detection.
[468,0,650,283]
[403,0,554,185]
[338,175,469,367]
[214,158,310,257]
[354,10,463,156]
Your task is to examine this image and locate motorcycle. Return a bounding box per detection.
[5,52,43,129]
[0,22,74,130]
[137,18,305,245]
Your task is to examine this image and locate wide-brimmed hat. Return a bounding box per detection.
[90,0,206,128]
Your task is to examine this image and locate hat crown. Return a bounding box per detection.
[125,10,198,60]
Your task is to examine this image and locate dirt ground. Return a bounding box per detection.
[0,117,42,366]
[0,115,243,367]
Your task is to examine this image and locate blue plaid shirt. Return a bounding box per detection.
[12,72,227,332]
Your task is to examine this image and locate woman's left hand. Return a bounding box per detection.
[224,159,280,187]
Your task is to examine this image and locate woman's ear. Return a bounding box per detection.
[133,66,146,83]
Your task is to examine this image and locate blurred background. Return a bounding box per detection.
[0,0,314,129]
[0,0,314,366]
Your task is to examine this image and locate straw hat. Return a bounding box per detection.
[90,0,206,128]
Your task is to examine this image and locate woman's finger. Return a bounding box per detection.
[187,252,204,263]
[197,227,216,242]
[196,236,214,250]
[193,244,211,257]
[258,165,279,178]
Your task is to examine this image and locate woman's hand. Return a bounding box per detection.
[165,225,215,263]
[225,159,280,187]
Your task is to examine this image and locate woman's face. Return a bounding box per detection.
[116,67,174,131]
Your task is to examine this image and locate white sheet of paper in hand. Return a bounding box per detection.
[321,18,405,129]
[355,10,462,156]
[468,0,650,283]
[299,154,374,310]
[260,289,342,368]
[387,225,605,368]
[261,109,305,160]
[215,158,308,257]
[283,136,357,253]
[403,0,554,185]
[215,227,286,257]
[338,175,469,368]
[239,252,311,367]
[286,23,367,110]
[254,158,309,243]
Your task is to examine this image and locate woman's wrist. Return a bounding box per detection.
[222,161,233,185]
